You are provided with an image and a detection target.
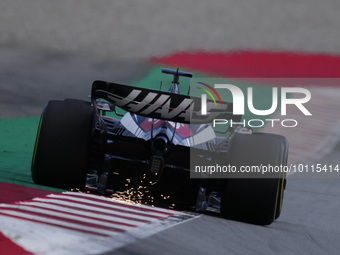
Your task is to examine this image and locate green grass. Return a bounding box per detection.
[0,116,64,191]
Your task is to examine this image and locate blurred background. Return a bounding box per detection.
[1,0,340,116]
[1,1,340,171]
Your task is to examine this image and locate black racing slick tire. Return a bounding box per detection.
[262,133,288,220]
[31,99,94,189]
[220,133,288,225]
[252,133,288,220]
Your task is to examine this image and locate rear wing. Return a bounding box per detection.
[91,80,241,124]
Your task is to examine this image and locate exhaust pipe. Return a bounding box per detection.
[153,135,168,152]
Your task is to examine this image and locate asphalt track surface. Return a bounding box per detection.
[105,151,340,255]
[0,46,152,119]
[1,1,340,255]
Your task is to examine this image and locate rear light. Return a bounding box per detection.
[149,156,164,174]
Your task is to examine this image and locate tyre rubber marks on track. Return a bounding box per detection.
[0,191,197,255]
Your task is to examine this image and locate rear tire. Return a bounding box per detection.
[31,99,94,189]
[220,133,288,225]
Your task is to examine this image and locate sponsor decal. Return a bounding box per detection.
[104,87,229,123]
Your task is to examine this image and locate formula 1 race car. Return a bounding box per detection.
[31,68,288,225]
